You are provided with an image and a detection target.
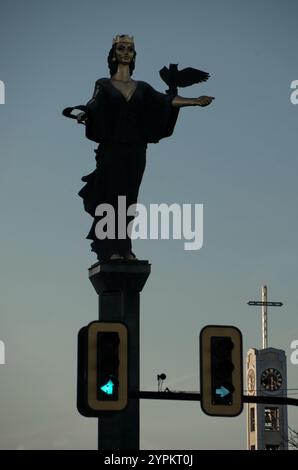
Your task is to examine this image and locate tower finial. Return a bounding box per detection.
[262,285,268,349]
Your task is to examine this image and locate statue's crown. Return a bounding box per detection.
[113,35,134,46]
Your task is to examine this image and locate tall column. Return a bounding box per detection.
[88,260,151,450]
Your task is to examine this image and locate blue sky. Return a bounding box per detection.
[0,0,297,449]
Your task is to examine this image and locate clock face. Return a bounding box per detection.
[247,369,255,392]
[261,368,282,391]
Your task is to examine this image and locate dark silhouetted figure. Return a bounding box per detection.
[63,35,214,262]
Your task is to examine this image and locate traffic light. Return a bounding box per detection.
[77,321,128,416]
[200,325,243,417]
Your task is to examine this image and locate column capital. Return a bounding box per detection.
[88,260,151,294]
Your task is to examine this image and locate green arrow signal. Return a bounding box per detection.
[100,379,114,395]
[215,386,230,398]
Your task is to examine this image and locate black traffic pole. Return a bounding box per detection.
[133,391,298,406]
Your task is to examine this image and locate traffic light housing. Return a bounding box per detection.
[77,321,128,416]
[200,325,243,417]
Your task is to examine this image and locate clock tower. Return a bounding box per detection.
[246,286,288,450]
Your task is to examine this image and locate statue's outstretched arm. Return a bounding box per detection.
[76,81,102,124]
[172,95,214,108]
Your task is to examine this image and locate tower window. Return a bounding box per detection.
[264,407,280,431]
[250,407,255,432]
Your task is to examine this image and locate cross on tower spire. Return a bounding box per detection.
[247,285,283,349]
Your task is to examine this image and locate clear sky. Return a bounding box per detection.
[0,0,297,450]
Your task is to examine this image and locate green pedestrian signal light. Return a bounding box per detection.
[200,325,243,417]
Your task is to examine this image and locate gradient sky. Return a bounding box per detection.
[0,0,297,450]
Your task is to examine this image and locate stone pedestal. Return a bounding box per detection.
[88,260,151,450]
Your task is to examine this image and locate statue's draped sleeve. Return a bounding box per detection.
[137,81,179,143]
[84,79,179,144]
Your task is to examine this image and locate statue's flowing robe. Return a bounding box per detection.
[78,78,179,261]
